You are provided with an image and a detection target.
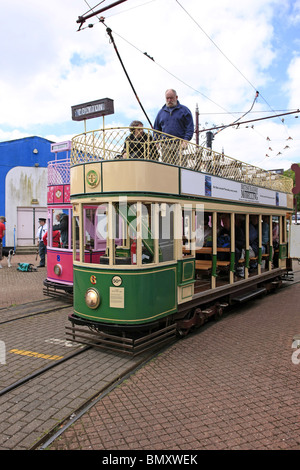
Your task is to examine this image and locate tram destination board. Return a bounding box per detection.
[71,98,114,121]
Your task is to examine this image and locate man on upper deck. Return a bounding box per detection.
[153,89,194,141]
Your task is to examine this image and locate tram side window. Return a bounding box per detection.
[84,207,96,250]
[74,215,80,261]
[112,202,136,265]
[272,216,279,268]
[262,215,270,254]
[217,213,230,259]
[70,209,73,250]
[195,210,212,249]
[235,214,246,264]
[141,203,155,264]
[249,215,259,258]
[182,207,193,255]
[44,210,60,248]
[53,211,69,248]
[159,203,174,262]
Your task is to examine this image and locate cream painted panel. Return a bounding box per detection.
[287,194,294,210]
[70,165,85,195]
[102,161,179,194]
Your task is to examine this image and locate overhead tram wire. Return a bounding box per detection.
[201,109,300,133]
[77,1,153,127]
[175,0,258,94]
[77,1,235,118]
[77,1,264,124]
[82,0,106,18]
[77,1,295,155]
[175,0,293,135]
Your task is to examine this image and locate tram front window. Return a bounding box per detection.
[112,202,136,265]
[141,203,155,264]
[159,203,174,262]
[80,201,175,266]
[112,202,155,265]
[82,204,108,264]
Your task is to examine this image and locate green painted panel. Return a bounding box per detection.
[73,264,177,325]
[279,243,287,259]
[177,258,195,284]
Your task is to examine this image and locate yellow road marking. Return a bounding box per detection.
[10,349,63,361]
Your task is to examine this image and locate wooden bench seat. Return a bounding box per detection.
[195,260,212,270]
[195,260,230,271]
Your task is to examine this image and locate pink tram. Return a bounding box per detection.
[43,142,73,298]
[43,141,108,298]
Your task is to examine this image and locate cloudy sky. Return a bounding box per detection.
[1,0,300,171]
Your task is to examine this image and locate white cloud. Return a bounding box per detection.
[0,0,299,170]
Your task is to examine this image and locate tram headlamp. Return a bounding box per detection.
[85,288,100,309]
[54,264,62,276]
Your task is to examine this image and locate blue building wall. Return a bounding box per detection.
[0,136,69,247]
[0,136,56,218]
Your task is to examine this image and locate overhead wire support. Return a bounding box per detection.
[213,91,259,137]
[77,0,128,30]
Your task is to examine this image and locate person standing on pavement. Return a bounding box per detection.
[0,216,6,269]
[36,217,47,267]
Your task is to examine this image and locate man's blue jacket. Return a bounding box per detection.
[153,101,194,141]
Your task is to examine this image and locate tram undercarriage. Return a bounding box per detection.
[43,279,73,302]
[66,268,291,356]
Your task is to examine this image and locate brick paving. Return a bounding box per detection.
[0,257,148,450]
[1,253,300,450]
[50,282,300,450]
[0,253,46,308]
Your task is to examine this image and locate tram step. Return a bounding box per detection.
[232,287,266,303]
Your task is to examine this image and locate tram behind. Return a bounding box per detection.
[43,157,73,298]
[67,126,294,354]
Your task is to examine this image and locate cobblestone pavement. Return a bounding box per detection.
[0,254,46,308]
[49,280,300,451]
[1,254,300,450]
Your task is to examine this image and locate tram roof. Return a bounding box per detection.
[69,127,293,194]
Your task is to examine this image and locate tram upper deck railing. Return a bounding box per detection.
[70,127,293,193]
[48,158,70,186]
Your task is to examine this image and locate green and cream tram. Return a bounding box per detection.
[67,127,294,354]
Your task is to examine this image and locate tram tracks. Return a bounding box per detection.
[0,298,72,325]
[1,273,299,450]
[31,347,164,450]
[0,331,167,450]
[0,345,90,398]
[0,296,172,450]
